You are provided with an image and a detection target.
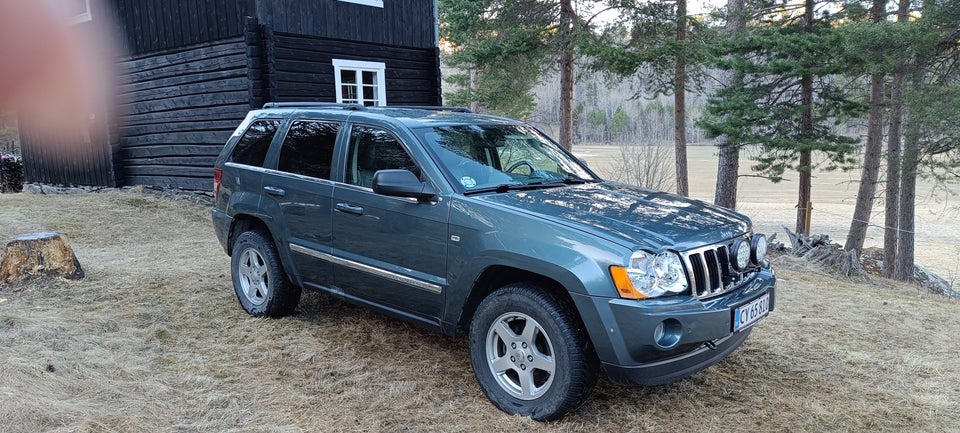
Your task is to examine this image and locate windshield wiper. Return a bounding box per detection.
[530,177,592,186]
[464,182,564,195]
[464,177,594,195]
[555,177,591,185]
[463,183,526,195]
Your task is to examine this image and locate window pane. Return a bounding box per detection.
[340,70,357,84]
[362,85,377,105]
[230,120,280,167]
[347,125,418,188]
[278,121,340,179]
[342,84,357,102]
[361,71,376,84]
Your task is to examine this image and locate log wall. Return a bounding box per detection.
[116,37,250,190]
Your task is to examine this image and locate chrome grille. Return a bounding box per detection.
[682,242,754,299]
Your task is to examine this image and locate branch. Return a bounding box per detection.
[737,173,788,181]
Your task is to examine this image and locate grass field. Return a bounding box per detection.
[0,180,958,432]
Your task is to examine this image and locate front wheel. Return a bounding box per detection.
[231,230,300,317]
[469,283,598,421]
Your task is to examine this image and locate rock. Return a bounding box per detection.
[0,231,84,284]
[915,265,958,299]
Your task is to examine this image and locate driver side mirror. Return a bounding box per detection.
[372,169,437,201]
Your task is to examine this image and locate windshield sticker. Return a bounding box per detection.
[460,176,477,188]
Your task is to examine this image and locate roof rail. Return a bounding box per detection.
[260,102,473,113]
[386,105,473,113]
[262,102,365,110]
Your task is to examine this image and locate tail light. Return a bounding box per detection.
[213,168,223,202]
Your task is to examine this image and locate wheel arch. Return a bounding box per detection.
[228,213,302,288]
[227,214,271,256]
[452,265,579,338]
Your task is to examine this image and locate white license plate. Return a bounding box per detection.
[732,292,770,332]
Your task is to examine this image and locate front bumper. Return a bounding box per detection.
[572,267,776,386]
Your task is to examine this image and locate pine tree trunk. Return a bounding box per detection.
[895,132,917,282]
[883,0,911,278]
[558,0,575,152]
[844,0,887,255]
[469,69,480,113]
[714,0,746,210]
[884,73,905,278]
[674,0,689,196]
[796,0,814,235]
[844,71,884,253]
[715,142,739,209]
[797,148,812,235]
[894,71,923,282]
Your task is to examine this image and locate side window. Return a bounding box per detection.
[230,120,280,167]
[278,121,340,179]
[346,125,418,188]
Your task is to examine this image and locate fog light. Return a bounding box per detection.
[751,234,768,265]
[730,239,751,271]
[653,319,682,349]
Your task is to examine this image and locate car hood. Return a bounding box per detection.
[472,182,751,251]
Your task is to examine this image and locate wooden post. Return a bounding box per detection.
[0,232,84,284]
[804,200,813,235]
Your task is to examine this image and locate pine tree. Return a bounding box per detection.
[699,0,866,234]
[439,0,599,150]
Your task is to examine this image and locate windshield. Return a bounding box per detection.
[415,124,597,192]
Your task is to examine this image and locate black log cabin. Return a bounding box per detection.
[21,0,442,190]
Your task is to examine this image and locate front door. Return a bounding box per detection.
[331,124,448,323]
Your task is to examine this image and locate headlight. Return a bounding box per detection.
[610,251,688,299]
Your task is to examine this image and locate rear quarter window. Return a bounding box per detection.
[230,120,281,167]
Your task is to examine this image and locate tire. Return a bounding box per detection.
[469,283,598,421]
[231,230,301,317]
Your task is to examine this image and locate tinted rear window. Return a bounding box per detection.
[278,121,339,179]
[230,120,280,167]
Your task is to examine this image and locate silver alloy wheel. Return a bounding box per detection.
[237,246,269,306]
[485,312,557,400]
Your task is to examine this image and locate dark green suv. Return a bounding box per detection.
[211,103,776,420]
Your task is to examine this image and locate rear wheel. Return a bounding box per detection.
[469,283,598,421]
[231,230,300,317]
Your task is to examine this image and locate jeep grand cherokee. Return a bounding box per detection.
[211,103,776,420]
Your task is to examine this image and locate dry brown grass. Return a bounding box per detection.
[1,190,959,433]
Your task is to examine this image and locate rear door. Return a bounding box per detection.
[260,119,340,287]
[330,123,449,323]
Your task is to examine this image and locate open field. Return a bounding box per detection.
[1,189,958,433]
[577,144,960,281]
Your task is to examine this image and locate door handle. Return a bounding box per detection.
[335,202,364,215]
[263,186,285,197]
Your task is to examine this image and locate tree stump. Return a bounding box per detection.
[0,231,84,284]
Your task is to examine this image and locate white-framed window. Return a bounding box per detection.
[337,0,384,8]
[333,59,387,107]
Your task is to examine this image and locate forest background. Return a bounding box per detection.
[439,0,960,286]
